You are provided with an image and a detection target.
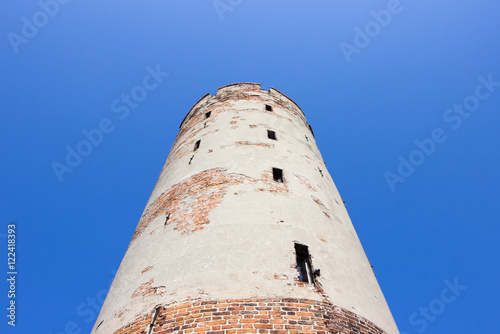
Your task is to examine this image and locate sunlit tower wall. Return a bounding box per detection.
[92,83,399,334]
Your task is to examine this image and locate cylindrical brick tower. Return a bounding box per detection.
[92,83,399,334]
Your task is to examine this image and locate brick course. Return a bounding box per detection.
[112,298,386,334]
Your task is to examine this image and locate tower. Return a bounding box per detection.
[92,83,399,334]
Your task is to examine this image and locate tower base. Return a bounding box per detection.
[110,298,386,334]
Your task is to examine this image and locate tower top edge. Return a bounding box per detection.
[217,82,262,93]
[179,83,306,129]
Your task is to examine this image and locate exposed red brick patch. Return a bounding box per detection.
[131,279,166,299]
[112,298,386,334]
[235,141,273,148]
[132,169,253,240]
[294,174,317,192]
[249,124,258,128]
[131,168,289,242]
[295,281,307,288]
[311,196,331,219]
[274,273,288,280]
[141,266,153,275]
[255,170,288,194]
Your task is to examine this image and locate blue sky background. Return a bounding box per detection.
[1,1,499,333]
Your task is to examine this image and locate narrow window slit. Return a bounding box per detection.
[164,213,170,225]
[267,130,277,140]
[273,168,283,183]
[194,140,201,151]
[189,155,194,164]
[318,167,323,177]
[308,124,315,137]
[295,243,313,283]
[305,135,309,142]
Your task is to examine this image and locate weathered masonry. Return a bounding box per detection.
[92,83,400,334]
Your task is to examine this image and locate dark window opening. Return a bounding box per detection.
[194,140,201,151]
[273,168,283,183]
[204,122,207,128]
[265,104,273,111]
[318,167,323,177]
[205,111,211,118]
[305,135,309,142]
[295,243,313,283]
[164,213,171,225]
[189,155,194,164]
[267,130,277,140]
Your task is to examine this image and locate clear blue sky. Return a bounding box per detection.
[1,1,499,333]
